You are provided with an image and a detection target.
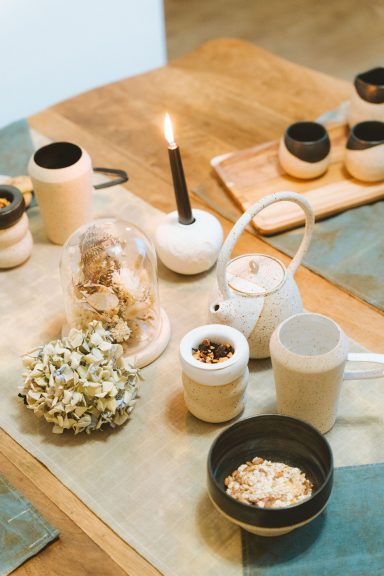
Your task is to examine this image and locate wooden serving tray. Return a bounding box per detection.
[211,122,384,235]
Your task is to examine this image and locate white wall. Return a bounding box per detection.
[0,0,166,127]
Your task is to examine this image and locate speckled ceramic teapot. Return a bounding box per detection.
[209,191,315,359]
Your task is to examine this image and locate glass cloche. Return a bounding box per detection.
[60,218,170,367]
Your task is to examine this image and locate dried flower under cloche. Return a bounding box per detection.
[60,219,170,368]
[19,321,141,434]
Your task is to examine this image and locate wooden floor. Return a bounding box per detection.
[164,0,384,80]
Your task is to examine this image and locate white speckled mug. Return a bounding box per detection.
[270,313,384,434]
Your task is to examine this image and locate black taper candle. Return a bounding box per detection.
[167,143,194,225]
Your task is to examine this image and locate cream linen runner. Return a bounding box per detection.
[1,134,384,576]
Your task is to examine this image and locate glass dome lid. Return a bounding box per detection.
[60,218,170,367]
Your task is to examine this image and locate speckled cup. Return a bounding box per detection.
[279,122,331,179]
[270,313,384,434]
[347,67,384,126]
[345,121,384,182]
[179,324,249,423]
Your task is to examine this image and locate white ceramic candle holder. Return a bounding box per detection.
[154,209,223,275]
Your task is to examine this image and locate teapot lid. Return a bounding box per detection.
[227,254,286,296]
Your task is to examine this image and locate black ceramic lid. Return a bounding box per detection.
[0,185,26,229]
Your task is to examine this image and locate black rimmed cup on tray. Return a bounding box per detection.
[345,121,384,182]
[278,121,331,179]
[207,414,333,537]
[347,67,384,126]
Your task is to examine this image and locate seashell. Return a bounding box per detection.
[86,290,119,311]
[79,224,122,286]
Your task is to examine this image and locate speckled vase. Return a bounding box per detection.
[345,121,384,182]
[209,191,315,359]
[270,313,384,434]
[278,122,331,179]
[179,324,249,423]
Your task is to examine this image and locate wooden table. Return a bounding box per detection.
[3,39,383,575]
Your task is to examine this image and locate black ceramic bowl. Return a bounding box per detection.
[207,414,333,536]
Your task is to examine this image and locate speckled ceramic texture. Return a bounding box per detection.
[270,313,349,434]
[154,209,223,275]
[209,192,315,359]
[347,92,384,126]
[271,313,384,433]
[28,144,93,245]
[179,324,249,423]
[278,137,330,179]
[182,369,249,423]
[345,144,384,182]
[345,121,384,182]
[0,212,32,268]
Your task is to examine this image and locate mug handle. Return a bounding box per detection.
[216,191,315,298]
[344,352,384,380]
[93,167,129,189]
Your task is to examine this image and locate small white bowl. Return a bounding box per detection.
[180,324,249,386]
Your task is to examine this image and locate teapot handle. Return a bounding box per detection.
[217,191,315,298]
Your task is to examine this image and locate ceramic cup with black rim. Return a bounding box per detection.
[345,121,384,182]
[28,141,128,245]
[347,67,384,127]
[278,121,331,179]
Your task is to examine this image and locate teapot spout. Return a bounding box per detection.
[209,300,235,325]
[209,296,264,339]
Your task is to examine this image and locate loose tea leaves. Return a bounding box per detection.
[192,339,234,364]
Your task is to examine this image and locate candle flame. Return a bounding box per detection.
[164,113,176,146]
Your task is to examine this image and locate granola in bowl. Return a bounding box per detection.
[225,456,313,509]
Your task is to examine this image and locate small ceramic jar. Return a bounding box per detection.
[345,121,384,182]
[179,324,249,423]
[347,67,384,127]
[279,121,331,179]
[0,185,33,269]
